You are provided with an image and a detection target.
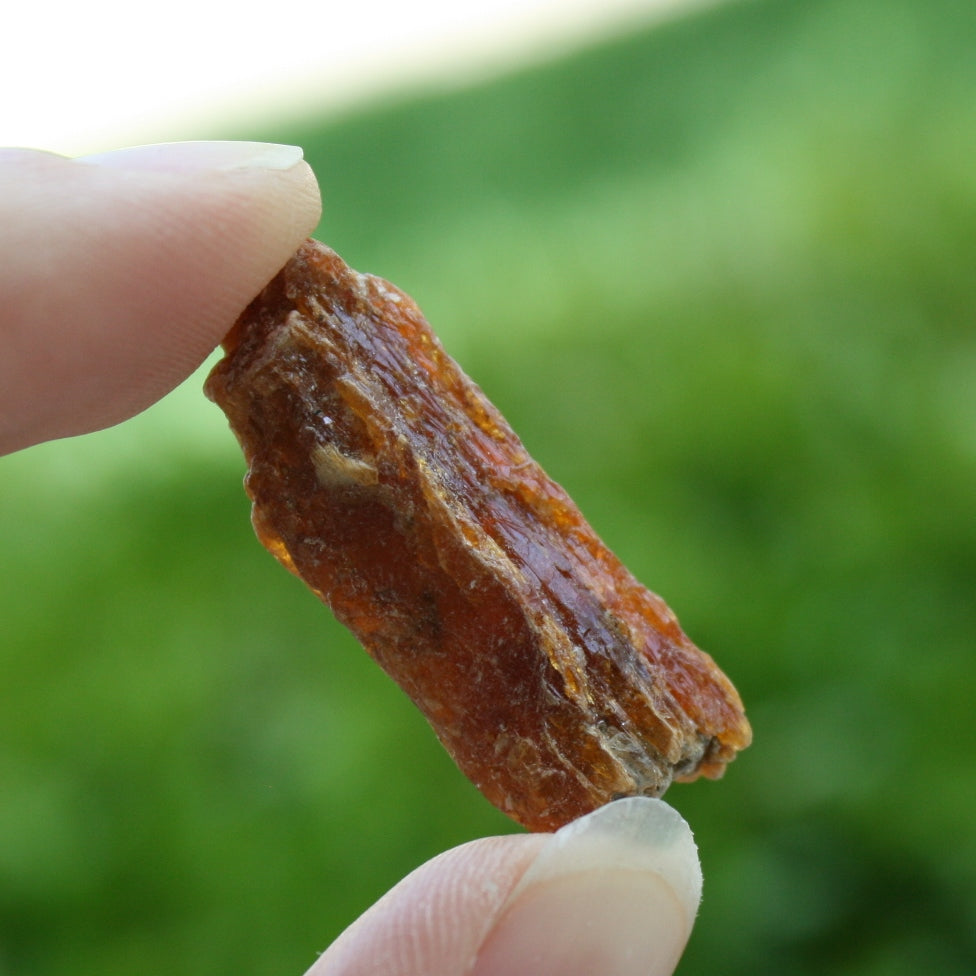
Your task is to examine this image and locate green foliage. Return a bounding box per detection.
[3,0,975,971]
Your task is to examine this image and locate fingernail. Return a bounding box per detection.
[74,141,305,173]
[472,798,702,976]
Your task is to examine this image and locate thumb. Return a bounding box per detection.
[312,798,701,976]
[0,141,321,455]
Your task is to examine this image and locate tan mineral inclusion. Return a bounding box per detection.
[205,240,751,831]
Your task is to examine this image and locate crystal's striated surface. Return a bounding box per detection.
[205,239,751,831]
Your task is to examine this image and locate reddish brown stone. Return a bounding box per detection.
[205,239,751,831]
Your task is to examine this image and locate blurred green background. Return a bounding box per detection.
[3,0,975,972]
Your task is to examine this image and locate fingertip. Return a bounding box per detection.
[471,799,701,976]
[0,142,322,455]
[310,800,700,976]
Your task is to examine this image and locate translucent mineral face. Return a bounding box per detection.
[206,239,751,831]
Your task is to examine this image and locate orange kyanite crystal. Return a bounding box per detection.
[205,239,751,831]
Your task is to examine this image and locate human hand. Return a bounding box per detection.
[0,140,320,455]
[310,797,701,976]
[0,141,701,974]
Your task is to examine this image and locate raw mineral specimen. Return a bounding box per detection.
[205,239,751,831]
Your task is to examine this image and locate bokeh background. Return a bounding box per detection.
[3,0,975,972]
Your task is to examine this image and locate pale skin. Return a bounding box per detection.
[1,141,699,976]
